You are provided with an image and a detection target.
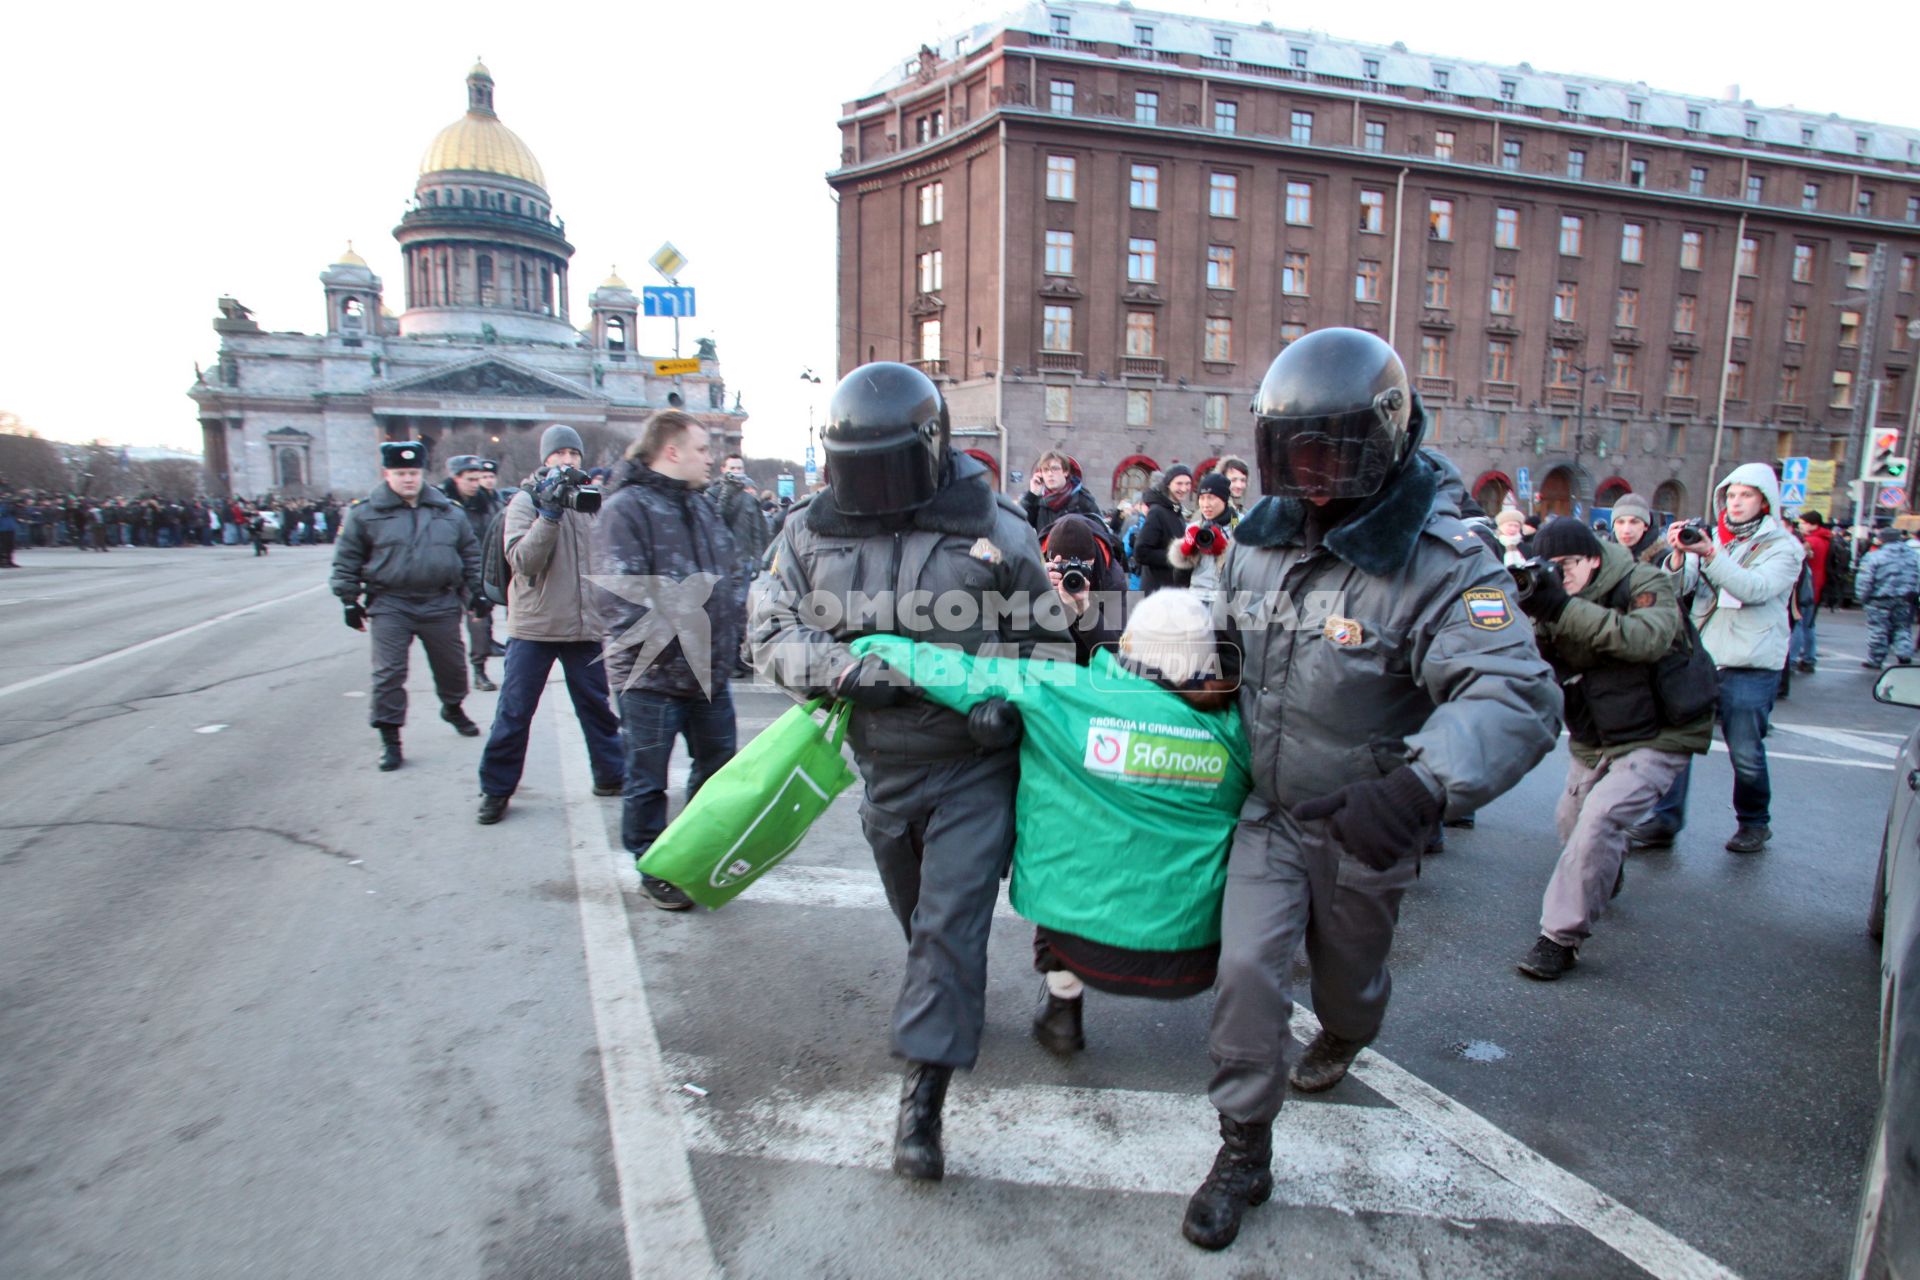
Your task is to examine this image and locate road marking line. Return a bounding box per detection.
[0,583,327,701]
[1708,741,1891,770]
[746,862,1021,919]
[1773,721,1903,758]
[554,709,719,1280]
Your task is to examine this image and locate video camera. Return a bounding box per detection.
[536,465,602,515]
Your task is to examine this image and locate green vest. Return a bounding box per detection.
[849,636,1251,951]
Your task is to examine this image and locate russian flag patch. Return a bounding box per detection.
[1462,587,1514,631]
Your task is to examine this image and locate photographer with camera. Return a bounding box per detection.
[1042,512,1127,664]
[1629,464,1804,855]
[1169,472,1235,606]
[473,425,625,825]
[1509,519,1716,981]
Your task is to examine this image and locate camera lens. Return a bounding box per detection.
[1061,568,1089,593]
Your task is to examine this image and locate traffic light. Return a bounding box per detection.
[1868,429,1907,482]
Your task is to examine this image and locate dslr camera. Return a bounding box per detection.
[1672,519,1709,548]
[1507,556,1561,603]
[1191,525,1223,552]
[537,465,602,515]
[1054,557,1097,594]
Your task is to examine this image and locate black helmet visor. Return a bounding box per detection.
[826,442,940,516]
[1256,401,1399,500]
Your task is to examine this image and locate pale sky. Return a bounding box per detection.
[2,0,1913,465]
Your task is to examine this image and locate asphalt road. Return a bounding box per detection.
[0,542,1897,1279]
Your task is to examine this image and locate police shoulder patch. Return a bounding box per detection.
[1462,586,1514,630]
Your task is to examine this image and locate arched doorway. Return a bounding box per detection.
[1595,476,1632,508]
[1112,453,1158,506]
[1471,470,1514,516]
[962,448,999,485]
[1538,466,1576,518]
[1652,480,1687,521]
[1195,456,1221,477]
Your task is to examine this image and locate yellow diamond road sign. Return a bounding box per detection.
[654,357,701,377]
[650,242,688,280]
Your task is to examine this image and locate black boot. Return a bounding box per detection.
[1288,1030,1364,1093]
[892,1062,952,1181]
[1182,1114,1274,1250]
[376,724,402,772]
[441,702,480,737]
[1032,981,1085,1055]
[471,661,497,692]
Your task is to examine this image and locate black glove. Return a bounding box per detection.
[833,654,910,710]
[468,587,490,615]
[967,698,1024,750]
[1291,766,1442,872]
[343,603,366,631]
[1518,565,1569,622]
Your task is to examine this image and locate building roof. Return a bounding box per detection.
[871,0,1920,164]
[419,66,548,189]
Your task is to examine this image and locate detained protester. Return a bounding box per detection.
[848,589,1248,1055]
[1854,526,1918,668]
[1186,329,1560,1251]
[1041,512,1128,665]
[1169,472,1234,607]
[440,455,505,691]
[1133,465,1194,596]
[329,441,485,771]
[1023,451,1106,540]
[1630,464,1805,855]
[750,362,1069,1182]
[1512,518,1715,980]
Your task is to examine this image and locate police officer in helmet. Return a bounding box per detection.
[751,362,1070,1182]
[1183,329,1560,1250]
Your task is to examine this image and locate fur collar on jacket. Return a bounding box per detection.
[1233,450,1442,576]
[804,450,997,539]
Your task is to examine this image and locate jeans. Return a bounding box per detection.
[1644,667,1778,832]
[477,639,625,797]
[1788,609,1818,666]
[618,685,737,859]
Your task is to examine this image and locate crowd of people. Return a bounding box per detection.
[0,489,346,557]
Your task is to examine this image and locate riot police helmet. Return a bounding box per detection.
[1252,328,1417,501]
[822,361,949,515]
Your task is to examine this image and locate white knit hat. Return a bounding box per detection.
[1119,589,1215,684]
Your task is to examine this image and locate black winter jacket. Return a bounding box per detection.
[1132,486,1190,595]
[329,482,479,614]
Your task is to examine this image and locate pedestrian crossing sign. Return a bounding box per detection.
[1780,481,1807,505]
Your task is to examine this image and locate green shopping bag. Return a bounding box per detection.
[637,697,855,908]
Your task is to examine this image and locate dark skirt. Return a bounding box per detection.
[1033,925,1217,1000]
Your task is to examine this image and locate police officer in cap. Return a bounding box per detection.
[751,362,1070,1182]
[441,454,504,691]
[331,440,487,770]
[1182,329,1561,1250]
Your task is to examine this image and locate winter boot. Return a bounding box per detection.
[1181,1114,1274,1250]
[1288,1030,1364,1093]
[892,1062,953,1181]
[1032,981,1086,1055]
[376,724,403,772]
[441,702,480,737]
[471,661,497,693]
[1517,935,1578,980]
[477,793,509,825]
[1725,824,1771,854]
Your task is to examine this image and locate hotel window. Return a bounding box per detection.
[917,249,944,292]
[1042,304,1074,351]
[1433,129,1455,160]
[1434,68,1450,90]
[1129,163,1159,209]
[1669,355,1695,397]
[1127,237,1157,282]
[1566,89,1581,111]
[1745,174,1765,203]
[1134,91,1158,125]
[1902,255,1919,291]
[1358,189,1385,233]
[1566,149,1586,179]
[1285,181,1314,225]
[1429,198,1454,240]
[1615,287,1640,327]
[1209,171,1238,217]
[1895,318,1911,352]
[1839,309,1861,347]
[1554,281,1579,322]
[1292,47,1309,69]
[1424,267,1451,308]
[1550,345,1577,386]
[1502,138,1523,171]
[1831,370,1853,409]
[1733,299,1754,339]
[1127,389,1152,426]
[1738,236,1759,276]
[1046,385,1072,423]
[1045,155,1076,200]
[1134,23,1153,46]
[1785,305,1807,343]
[1490,275,1516,313]
[1364,58,1381,80]
[1628,99,1644,121]
[1688,166,1707,196]
[1687,108,1702,130]
[1125,311,1157,356]
[1848,250,1870,288]
[1420,335,1449,377]
[1674,295,1697,332]
[1282,251,1311,295]
[1280,321,1307,344]
[1858,191,1876,218]
[1621,222,1645,263]
[1611,349,1638,391]
[1206,244,1235,288]
[1802,126,1817,145]
[1726,361,1748,400]
[1487,340,1513,382]
[1049,12,1069,34]
[1793,243,1816,283]
[1559,214,1584,255]
[1204,394,1228,431]
[1802,182,1821,211]
[1050,79,1075,114]
[1908,197,1920,224]
[1500,79,1516,100]
[1780,365,1801,400]
[1364,120,1386,152]
[1856,132,1871,155]
[1495,206,1519,249]
[1204,317,1233,362]
[1291,110,1314,144]
[1214,35,1233,57]
[1680,230,1703,271]
[1214,100,1237,133]
[1355,259,1382,302]
[1629,159,1648,187]
[918,318,941,361]
[1745,117,1759,139]
[1043,230,1074,275]
[918,181,944,225]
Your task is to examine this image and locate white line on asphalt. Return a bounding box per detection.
[1773,721,1903,758]
[1708,740,1892,770]
[0,583,327,701]
[553,709,720,1280]
[746,862,1021,919]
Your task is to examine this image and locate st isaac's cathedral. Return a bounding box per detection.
[189,63,743,496]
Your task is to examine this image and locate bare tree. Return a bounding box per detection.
[0,417,69,491]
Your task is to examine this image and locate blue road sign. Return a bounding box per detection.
[1780,481,1808,505]
[1516,466,1532,499]
[805,445,816,464]
[1781,456,1810,485]
[642,286,696,317]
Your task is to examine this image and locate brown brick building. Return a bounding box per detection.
[829,1,1920,521]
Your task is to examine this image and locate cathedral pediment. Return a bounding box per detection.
[384,357,594,401]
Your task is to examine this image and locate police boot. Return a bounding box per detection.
[440,702,480,737]
[471,660,497,692]
[1181,1113,1274,1250]
[376,724,403,772]
[892,1062,952,1182]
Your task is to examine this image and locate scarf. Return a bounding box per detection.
[1043,481,1081,513]
[1719,511,1765,543]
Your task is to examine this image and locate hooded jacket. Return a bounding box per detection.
[1133,482,1191,595]
[1668,462,1805,671]
[329,481,479,614]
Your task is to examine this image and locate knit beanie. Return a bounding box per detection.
[539,424,585,461]
[1197,472,1233,502]
[1531,515,1605,561]
[1609,492,1651,524]
[1160,464,1193,488]
[1118,588,1214,685]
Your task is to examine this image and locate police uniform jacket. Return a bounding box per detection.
[751,450,1071,762]
[1220,449,1561,821]
[329,482,479,616]
[439,478,500,548]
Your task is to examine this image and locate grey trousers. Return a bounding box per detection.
[1866,599,1915,664]
[369,609,468,727]
[1208,802,1411,1125]
[857,749,1019,1070]
[1541,748,1689,948]
[465,605,494,668]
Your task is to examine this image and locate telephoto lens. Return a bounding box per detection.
[1192,526,1221,551]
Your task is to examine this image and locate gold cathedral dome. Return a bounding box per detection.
[418,61,548,190]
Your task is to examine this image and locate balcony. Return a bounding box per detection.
[1546,384,1580,404]
[1549,320,1585,344]
[1419,309,1454,330]
[1417,376,1454,399]
[1487,314,1520,334]
[1772,402,1807,421]
[1664,395,1700,416]
[1037,351,1083,373]
[1612,326,1642,347]
[1121,356,1164,379]
[1481,381,1520,403]
[1671,333,1701,352]
[912,358,948,379]
[1608,390,1643,411]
